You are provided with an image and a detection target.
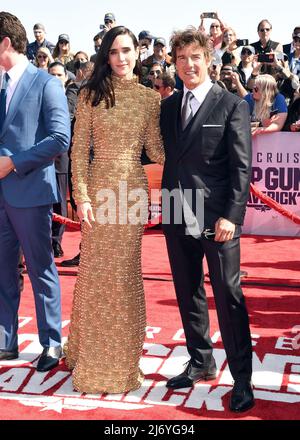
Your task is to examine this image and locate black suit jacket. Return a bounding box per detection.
[283,43,292,56]
[160,83,252,235]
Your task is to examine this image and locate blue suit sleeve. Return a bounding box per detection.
[11,77,71,177]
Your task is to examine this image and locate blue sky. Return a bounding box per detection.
[6,0,299,56]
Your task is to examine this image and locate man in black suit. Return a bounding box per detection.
[160,28,254,412]
[283,26,300,56]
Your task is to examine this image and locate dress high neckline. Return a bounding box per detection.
[112,74,139,89]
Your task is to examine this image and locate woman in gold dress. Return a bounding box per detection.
[65,26,164,394]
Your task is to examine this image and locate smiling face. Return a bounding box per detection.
[108,33,139,80]
[36,50,49,68]
[175,42,210,90]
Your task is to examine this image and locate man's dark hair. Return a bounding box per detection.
[93,30,107,42]
[0,11,27,54]
[48,61,67,74]
[170,27,211,64]
[160,73,176,90]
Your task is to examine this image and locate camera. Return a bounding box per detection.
[236,39,249,47]
[202,12,217,18]
[257,53,275,63]
[99,24,106,30]
[275,51,286,61]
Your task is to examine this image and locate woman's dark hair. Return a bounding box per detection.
[84,26,141,108]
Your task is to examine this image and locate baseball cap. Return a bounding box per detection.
[138,30,154,41]
[104,13,115,22]
[58,34,70,43]
[241,45,255,55]
[154,37,166,47]
[33,23,46,32]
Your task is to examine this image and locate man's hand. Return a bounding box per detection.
[77,202,95,229]
[214,217,235,242]
[0,157,15,178]
[290,120,300,132]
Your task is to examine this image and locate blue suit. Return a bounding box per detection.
[0,63,70,351]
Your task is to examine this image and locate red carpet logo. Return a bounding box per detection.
[1,320,300,414]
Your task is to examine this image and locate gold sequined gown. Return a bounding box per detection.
[65,76,164,394]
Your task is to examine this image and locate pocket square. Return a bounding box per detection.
[202,124,223,127]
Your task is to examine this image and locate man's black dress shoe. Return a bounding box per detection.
[0,349,19,361]
[36,346,62,372]
[166,359,217,389]
[61,253,80,267]
[52,242,64,258]
[229,379,255,412]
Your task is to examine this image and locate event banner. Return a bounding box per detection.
[243,132,300,237]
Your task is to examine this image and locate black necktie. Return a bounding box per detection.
[181,91,194,130]
[0,72,10,132]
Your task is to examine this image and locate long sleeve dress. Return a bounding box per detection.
[64,75,165,394]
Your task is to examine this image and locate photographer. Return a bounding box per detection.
[237,46,255,90]
[219,64,246,95]
[102,12,116,30]
[198,12,226,50]
[251,19,283,75]
[138,30,154,62]
[249,52,298,104]
[218,27,242,66]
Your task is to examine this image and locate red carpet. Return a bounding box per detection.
[0,229,300,420]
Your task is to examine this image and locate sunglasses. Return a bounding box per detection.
[37,55,48,59]
[149,70,161,75]
[293,37,300,42]
[210,25,220,28]
[259,28,271,32]
[241,50,252,55]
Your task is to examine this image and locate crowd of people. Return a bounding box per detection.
[16,11,300,262]
[0,10,299,414]
[24,12,300,136]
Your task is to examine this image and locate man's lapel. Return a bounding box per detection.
[170,90,183,148]
[178,83,223,159]
[1,64,38,135]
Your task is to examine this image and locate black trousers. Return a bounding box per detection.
[165,233,252,380]
[52,173,68,245]
[18,248,25,292]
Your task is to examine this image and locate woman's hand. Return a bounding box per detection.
[77,202,95,229]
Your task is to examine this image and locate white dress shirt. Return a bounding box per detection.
[182,76,214,116]
[180,76,213,238]
[5,55,29,112]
